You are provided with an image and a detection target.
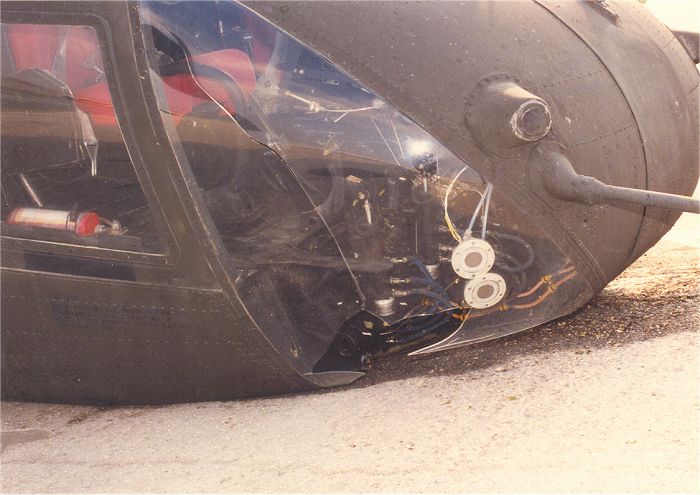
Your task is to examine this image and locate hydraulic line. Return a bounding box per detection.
[393,288,452,308]
[516,275,551,299]
[507,271,577,310]
[392,276,447,295]
[405,256,435,281]
[453,266,577,322]
[516,264,574,298]
[391,312,453,345]
[404,256,448,296]
[491,232,536,273]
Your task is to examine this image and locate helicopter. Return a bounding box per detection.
[1,0,698,404]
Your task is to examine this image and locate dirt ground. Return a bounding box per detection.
[1,199,698,493]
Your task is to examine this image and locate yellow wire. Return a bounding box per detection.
[443,167,482,243]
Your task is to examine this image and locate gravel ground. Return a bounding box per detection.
[1,205,698,493]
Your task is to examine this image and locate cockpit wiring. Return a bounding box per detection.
[443,166,483,242]
[465,182,493,240]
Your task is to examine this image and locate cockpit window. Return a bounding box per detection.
[0,23,165,254]
[139,1,592,373]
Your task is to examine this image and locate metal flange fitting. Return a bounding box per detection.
[450,238,495,279]
[463,273,507,309]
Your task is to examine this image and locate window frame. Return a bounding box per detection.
[0,8,175,267]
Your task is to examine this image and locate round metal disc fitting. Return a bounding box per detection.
[450,238,495,279]
[463,273,507,309]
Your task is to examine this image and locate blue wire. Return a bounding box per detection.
[405,257,449,296]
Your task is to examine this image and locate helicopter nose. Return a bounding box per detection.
[246,0,698,291]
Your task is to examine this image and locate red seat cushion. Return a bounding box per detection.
[189,49,256,95]
[6,24,64,73]
[73,83,119,128]
[6,24,108,91]
[74,49,255,128]
[5,24,256,129]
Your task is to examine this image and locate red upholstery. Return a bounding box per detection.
[6,24,108,91]
[72,84,119,128]
[190,49,256,95]
[75,49,256,128]
[5,24,64,73]
[5,23,256,129]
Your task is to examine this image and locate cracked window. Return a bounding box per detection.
[139,1,591,373]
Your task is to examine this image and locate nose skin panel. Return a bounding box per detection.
[0,270,315,404]
[534,0,700,264]
[245,0,678,287]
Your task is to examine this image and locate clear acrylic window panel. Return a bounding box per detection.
[139,1,591,370]
[1,23,164,254]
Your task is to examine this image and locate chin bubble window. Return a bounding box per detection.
[140,1,593,373]
[0,23,164,254]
